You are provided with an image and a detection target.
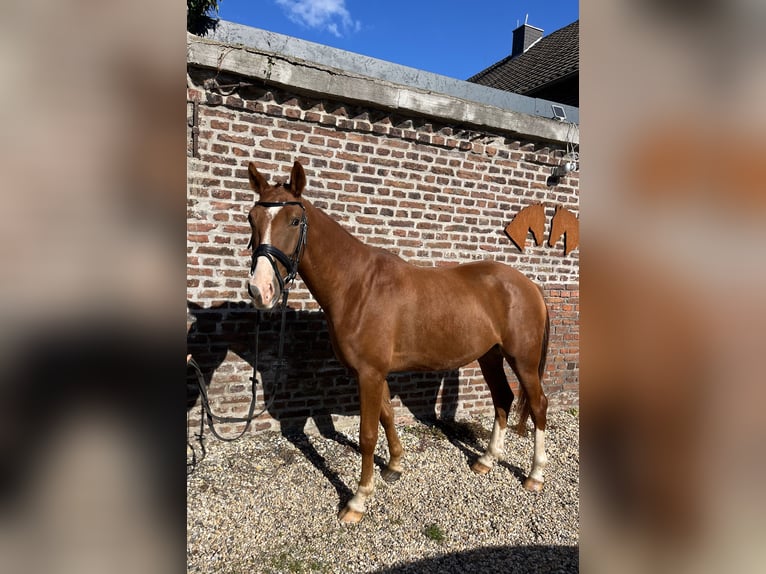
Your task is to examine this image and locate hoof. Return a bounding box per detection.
[338,506,364,524]
[523,477,544,492]
[381,468,402,483]
[471,460,492,475]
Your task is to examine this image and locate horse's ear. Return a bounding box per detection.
[248,162,269,195]
[288,161,306,198]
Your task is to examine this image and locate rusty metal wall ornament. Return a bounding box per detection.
[549,206,579,255]
[505,203,546,252]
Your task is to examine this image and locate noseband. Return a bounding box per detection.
[249,201,308,292]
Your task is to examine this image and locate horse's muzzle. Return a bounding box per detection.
[247,273,280,310]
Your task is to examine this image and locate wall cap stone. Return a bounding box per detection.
[187,23,579,145]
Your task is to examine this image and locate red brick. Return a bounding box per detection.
[262,139,296,151]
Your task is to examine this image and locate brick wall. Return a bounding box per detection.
[187,62,579,436]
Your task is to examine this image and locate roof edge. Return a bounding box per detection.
[469,19,579,92]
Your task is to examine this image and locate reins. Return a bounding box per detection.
[188,291,292,446]
[187,200,308,454]
[188,308,260,443]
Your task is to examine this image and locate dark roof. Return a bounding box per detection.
[468,20,579,98]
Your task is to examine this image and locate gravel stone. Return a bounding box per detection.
[187,411,579,573]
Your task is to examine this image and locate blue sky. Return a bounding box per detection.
[216,1,579,80]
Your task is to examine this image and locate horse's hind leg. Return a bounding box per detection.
[379,379,404,483]
[471,347,514,475]
[509,357,549,491]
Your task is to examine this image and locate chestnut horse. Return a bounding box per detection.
[246,160,550,524]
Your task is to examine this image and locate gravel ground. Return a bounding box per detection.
[187,410,579,573]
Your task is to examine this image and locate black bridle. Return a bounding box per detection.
[249,201,308,293]
[187,200,309,454]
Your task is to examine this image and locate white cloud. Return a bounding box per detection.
[275,0,361,37]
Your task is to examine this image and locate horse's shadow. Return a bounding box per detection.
[186,300,510,507]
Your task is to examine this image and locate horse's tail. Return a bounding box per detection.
[515,293,550,437]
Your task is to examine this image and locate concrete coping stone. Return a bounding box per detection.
[187,22,579,146]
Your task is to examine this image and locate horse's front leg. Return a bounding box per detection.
[339,368,385,524]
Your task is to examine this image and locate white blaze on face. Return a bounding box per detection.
[249,206,283,308]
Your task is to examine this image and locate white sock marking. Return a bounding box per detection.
[529,427,547,482]
[478,418,507,468]
[347,483,374,513]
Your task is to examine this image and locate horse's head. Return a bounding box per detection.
[246,161,308,310]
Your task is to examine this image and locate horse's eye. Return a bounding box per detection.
[290,218,301,227]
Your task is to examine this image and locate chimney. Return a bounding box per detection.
[511,22,543,57]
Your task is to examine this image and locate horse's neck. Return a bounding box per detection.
[298,201,370,313]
